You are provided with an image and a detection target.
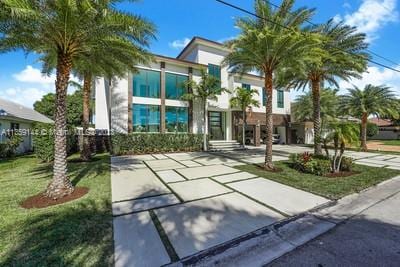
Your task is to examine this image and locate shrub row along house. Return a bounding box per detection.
[94,37,291,146]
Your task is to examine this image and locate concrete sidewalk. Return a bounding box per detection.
[187,175,400,267]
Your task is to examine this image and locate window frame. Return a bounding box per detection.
[132,69,161,98]
[165,72,189,100]
[165,106,189,133]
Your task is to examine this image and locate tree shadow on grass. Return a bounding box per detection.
[0,199,113,267]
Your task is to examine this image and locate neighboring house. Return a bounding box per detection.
[94,36,291,146]
[0,98,53,153]
[369,118,400,140]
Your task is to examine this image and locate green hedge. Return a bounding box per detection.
[32,123,78,162]
[111,133,204,155]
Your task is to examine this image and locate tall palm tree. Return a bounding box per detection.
[340,84,399,151]
[223,0,316,170]
[182,69,225,151]
[229,87,260,148]
[1,0,155,199]
[278,19,368,155]
[42,38,153,161]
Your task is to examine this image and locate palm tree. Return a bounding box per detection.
[1,0,155,199]
[278,19,368,155]
[229,87,260,148]
[324,121,359,173]
[43,39,153,162]
[340,84,399,151]
[223,0,315,170]
[182,69,225,151]
[292,88,339,135]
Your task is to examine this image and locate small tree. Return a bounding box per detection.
[340,84,399,151]
[323,122,359,173]
[229,87,260,148]
[182,69,225,151]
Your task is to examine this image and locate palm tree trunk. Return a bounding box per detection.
[311,78,322,155]
[46,53,74,199]
[264,72,274,170]
[203,100,208,151]
[242,109,246,149]
[361,112,368,151]
[81,73,92,161]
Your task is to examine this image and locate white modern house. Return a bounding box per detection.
[94,37,292,146]
[0,98,53,153]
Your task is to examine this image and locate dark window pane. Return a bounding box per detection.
[277,90,284,108]
[242,83,251,90]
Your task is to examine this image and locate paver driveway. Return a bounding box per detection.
[111,147,400,267]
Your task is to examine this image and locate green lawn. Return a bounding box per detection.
[236,162,400,200]
[0,153,112,266]
[379,140,400,146]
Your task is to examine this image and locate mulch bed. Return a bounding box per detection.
[325,171,361,178]
[20,187,89,209]
[255,164,283,173]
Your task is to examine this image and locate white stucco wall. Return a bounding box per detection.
[0,119,33,153]
[94,78,110,131]
[110,76,129,134]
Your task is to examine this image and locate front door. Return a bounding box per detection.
[208,111,225,140]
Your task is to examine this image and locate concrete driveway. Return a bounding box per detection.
[110,146,400,267]
[111,150,328,267]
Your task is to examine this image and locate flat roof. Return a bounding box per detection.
[153,54,207,68]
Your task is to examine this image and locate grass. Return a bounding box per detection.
[236,162,400,200]
[0,153,112,266]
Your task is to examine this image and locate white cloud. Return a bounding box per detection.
[336,0,398,42]
[169,38,191,49]
[338,65,400,97]
[13,65,56,87]
[0,87,49,108]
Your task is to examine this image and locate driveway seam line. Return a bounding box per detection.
[149,210,180,263]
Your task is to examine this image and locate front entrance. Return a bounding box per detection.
[208,111,225,140]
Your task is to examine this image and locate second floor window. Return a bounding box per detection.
[133,69,160,98]
[277,89,284,108]
[262,87,267,106]
[242,83,251,90]
[166,73,188,100]
[208,64,221,81]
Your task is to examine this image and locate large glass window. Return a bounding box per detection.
[133,104,160,132]
[208,64,221,81]
[133,69,160,98]
[165,106,188,132]
[242,83,251,90]
[277,89,284,108]
[166,73,188,100]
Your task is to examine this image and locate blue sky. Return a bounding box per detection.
[0,0,399,107]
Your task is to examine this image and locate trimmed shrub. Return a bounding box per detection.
[32,123,78,162]
[366,122,379,138]
[289,152,352,176]
[111,133,203,155]
[0,134,23,158]
[340,156,354,172]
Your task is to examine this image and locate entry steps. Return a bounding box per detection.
[209,141,244,151]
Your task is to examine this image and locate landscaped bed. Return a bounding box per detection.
[0,153,112,266]
[236,161,400,200]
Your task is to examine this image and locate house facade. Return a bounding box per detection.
[95,37,292,146]
[0,98,53,153]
